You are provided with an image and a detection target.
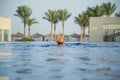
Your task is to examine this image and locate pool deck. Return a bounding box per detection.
[0,77,9,80]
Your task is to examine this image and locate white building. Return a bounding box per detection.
[89,17,120,42]
[0,17,11,42]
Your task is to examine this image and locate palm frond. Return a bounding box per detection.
[26,18,38,27]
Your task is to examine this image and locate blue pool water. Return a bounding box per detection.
[0,42,120,80]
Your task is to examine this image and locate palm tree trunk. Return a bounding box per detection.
[54,24,56,41]
[80,27,83,42]
[83,27,86,42]
[88,26,90,41]
[28,26,30,39]
[62,21,64,35]
[83,27,85,38]
[51,23,53,41]
[24,21,26,38]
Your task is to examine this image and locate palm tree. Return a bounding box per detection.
[26,18,38,38]
[115,11,120,17]
[74,13,88,42]
[58,9,71,35]
[43,10,56,41]
[86,5,104,39]
[102,2,117,17]
[82,12,89,39]
[86,5,104,17]
[53,10,60,41]
[14,5,32,38]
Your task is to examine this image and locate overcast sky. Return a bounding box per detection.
[0,0,120,35]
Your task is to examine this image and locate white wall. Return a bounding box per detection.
[89,17,120,42]
[0,17,11,42]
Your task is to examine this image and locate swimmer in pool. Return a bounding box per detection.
[56,34,64,46]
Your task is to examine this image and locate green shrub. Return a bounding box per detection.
[17,38,34,42]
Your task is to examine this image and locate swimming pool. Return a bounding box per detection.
[0,42,120,80]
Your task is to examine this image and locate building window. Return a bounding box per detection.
[4,30,9,41]
[0,29,2,41]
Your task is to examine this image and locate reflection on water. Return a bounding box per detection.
[0,42,120,80]
[75,67,111,72]
[16,69,32,74]
[14,51,32,76]
[0,77,9,80]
